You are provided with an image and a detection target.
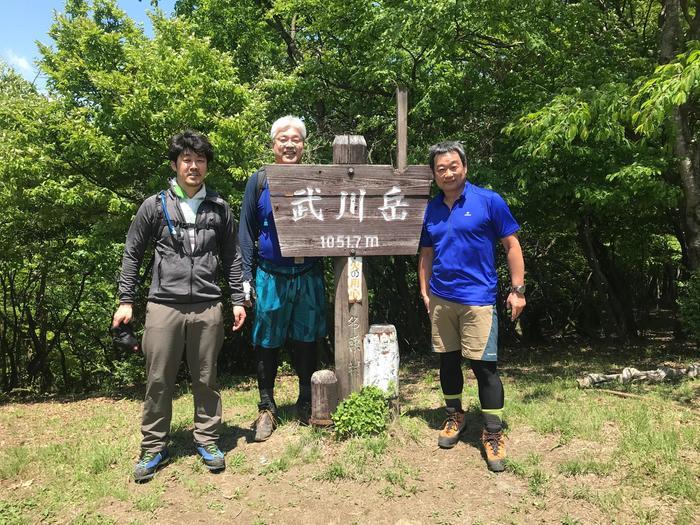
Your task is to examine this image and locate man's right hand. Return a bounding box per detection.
[421,293,430,314]
[112,303,133,327]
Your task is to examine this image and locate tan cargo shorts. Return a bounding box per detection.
[429,293,499,361]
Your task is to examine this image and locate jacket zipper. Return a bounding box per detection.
[170,190,195,302]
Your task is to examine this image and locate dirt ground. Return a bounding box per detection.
[2,349,698,525]
[95,412,613,525]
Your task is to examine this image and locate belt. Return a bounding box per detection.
[258,260,319,278]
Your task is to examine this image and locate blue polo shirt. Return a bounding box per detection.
[420,182,520,305]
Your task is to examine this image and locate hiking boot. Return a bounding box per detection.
[195,443,225,472]
[296,401,311,426]
[481,429,506,472]
[133,448,170,483]
[437,408,467,449]
[253,409,277,442]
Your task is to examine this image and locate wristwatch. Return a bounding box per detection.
[510,284,526,295]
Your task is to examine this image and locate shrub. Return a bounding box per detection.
[678,271,700,343]
[332,386,389,440]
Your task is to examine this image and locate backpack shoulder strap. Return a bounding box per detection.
[152,191,165,242]
[256,168,267,202]
[203,190,231,256]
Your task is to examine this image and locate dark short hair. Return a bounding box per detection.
[428,141,467,172]
[168,130,214,163]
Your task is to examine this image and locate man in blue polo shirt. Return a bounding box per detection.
[418,141,526,472]
[239,115,326,441]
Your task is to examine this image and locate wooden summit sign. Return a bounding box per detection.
[264,88,432,401]
[265,163,432,257]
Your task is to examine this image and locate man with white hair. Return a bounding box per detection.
[238,116,326,441]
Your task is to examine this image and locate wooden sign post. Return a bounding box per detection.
[333,136,369,399]
[265,89,431,401]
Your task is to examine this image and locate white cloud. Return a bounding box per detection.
[3,49,33,74]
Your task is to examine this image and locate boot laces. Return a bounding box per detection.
[203,444,221,456]
[256,409,277,427]
[443,412,462,433]
[483,431,503,454]
[138,452,157,466]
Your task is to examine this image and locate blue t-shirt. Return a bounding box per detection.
[238,170,320,281]
[419,182,520,305]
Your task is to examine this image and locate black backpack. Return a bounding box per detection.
[255,168,267,203]
[139,190,227,285]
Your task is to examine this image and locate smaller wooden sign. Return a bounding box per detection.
[347,257,363,303]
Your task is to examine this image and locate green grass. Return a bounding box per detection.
[260,429,321,475]
[316,460,350,481]
[314,434,391,482]
[567,484,624,515]
[134,482,166,512]
[0,349,698,523]
[558,458,612,477]
[0,445,31,479]
[505,453,550,496]
[382,459,419,496]
[393,413,425,443]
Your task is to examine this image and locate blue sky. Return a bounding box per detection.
[1,0,177,88]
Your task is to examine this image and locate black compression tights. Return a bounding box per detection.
[289,340,317,400]
[256,341,317,402]
[439,352,504,410]
[256,346,279,390]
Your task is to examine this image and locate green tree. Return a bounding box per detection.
[0,0,268,392]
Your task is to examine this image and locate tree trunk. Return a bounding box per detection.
[26,268,53,392]
[56,334,70,391]
[578,217,636,340]
[661,0,700,272]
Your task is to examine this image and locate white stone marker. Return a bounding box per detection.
[363,324,399,398]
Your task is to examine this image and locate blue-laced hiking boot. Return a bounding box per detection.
[195,443,225,472]
[133,449,170,483]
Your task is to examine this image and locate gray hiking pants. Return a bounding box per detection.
[140,300,224,452]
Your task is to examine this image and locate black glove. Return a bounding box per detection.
[110,322,141,354]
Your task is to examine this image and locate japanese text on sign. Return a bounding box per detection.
[290,186,409,223]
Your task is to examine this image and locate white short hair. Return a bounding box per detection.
[270,115,306,141]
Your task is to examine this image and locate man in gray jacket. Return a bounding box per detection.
[112,130,246,482]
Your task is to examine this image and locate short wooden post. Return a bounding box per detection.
[310,369,338,427]
[333,135,369,401]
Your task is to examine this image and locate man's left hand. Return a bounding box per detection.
[232,305,246,331]
[506,292,526,321]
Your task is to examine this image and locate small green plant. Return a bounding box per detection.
[561,516,581,525]
[332,386,389,439]
[0,446,30,479]
[528,468,549,496]
[558,458,611,477]
[260,434,320,475]
[315,461,349,481]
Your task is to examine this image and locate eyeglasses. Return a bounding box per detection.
[275,136,304,146]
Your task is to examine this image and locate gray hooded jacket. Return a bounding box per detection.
[118,187,244,306]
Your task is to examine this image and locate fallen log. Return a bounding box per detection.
[577,364,700,388]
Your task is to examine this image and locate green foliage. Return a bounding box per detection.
[632,43,700,137]
[332,386,389,440]
[0,0,268,394]
[1,0,698,393]
[678,271,700,343]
